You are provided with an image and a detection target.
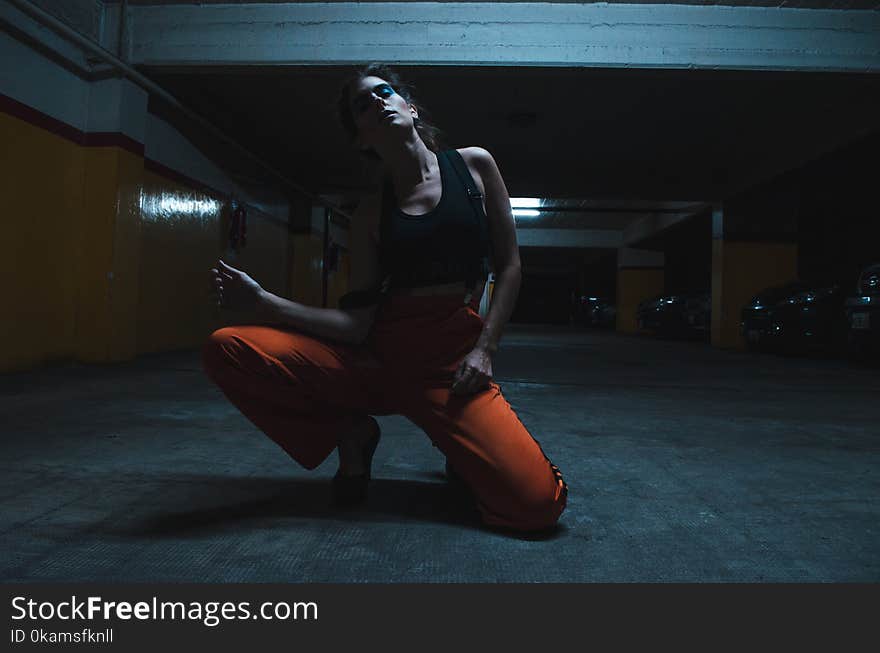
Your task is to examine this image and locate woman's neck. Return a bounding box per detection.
[381,137,438,191]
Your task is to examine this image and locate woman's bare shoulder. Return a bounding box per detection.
[454,147,491,196]
[457,145,495,167]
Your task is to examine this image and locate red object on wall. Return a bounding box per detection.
[230,201,248,250]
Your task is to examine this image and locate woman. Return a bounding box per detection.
[203,64,567,532]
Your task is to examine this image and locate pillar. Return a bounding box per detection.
[76,77,147,363]
[616,247,665,334]
[710,202,798,349]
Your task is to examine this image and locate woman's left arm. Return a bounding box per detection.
[451,147,521,395]
[469,147,521,354]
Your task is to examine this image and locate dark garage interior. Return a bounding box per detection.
[2,0,879,587]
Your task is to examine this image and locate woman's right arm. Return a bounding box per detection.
[255,192,382,345]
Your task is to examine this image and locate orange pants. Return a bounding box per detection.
[201,292,567,531]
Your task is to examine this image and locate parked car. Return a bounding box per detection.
[844,263,880,357]
[577,296,602,326]
[636,292,711,340]
[740,280,847,353]
[683,293,711,335]
[592,301,617,329]
[577,296,616,328]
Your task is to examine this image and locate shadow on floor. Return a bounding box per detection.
[116,474,567,541]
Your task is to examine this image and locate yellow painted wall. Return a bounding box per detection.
[327,249,351,309]
[2,105,297,371]
[224,210,290,302]
[78,147,143,363]
[711,239,798,349]
[136,172,221,354]
[290,232,325,307]
[137,177,291,354]
[616,268,665,334]
[3,111,83,371]
[2,110,155,371]
[289,231,353,310]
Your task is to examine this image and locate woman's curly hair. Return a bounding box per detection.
[336,63,447,161]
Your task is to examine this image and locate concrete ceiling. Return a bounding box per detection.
[126,0,880,236]
[14,1,879,238]
[125,1,880,11]
[145,65,880,212]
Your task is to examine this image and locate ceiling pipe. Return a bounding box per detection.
[6,0,352,220]
[117,0,127,62]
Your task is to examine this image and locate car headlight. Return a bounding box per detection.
[789,287,838,305]
[787,291,815,305]
[860,273,879,294]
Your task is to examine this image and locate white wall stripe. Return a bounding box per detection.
[0,29,90,132]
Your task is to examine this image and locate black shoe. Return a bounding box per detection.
[332,417,381,507]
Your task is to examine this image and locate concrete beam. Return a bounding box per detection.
[516,228,622,248]
[129,3,880,73]
[618,247,665,269]
[1,0,98,77]
[27,0,102,42]
[623,206,709,248]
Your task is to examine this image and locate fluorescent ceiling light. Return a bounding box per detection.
[510,198,541,208]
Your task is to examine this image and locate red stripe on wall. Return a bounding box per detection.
[83,131,144,157]
[0,91,233,198]
[1,91,145,157]
[0,91,85,145]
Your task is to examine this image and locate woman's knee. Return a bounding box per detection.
[479,465,568,533]
[201,327,242,379]
[512,480,568,531]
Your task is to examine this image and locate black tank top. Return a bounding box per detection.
[378,149,491,290]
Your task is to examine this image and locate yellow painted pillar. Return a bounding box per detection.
[616,248,665,334]
[290,232,323,306]
[0,109,83,371]
[74,78,147,363]
[289,201,325,307]
[289,202,355,309]
[710,204,798,350]
[137,172,225,354]
[324,209,352,308]
[76,146,144,362]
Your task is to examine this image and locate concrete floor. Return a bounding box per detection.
[1,325,878,582]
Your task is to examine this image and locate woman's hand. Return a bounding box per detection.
[209,259,265,313]
[451,345,494,395]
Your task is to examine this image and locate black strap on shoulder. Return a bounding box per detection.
[445,149,489,247]
[445,149,493,288]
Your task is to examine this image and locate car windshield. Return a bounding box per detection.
[755,282,809,303]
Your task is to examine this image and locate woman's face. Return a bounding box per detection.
[349,75,417,150]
